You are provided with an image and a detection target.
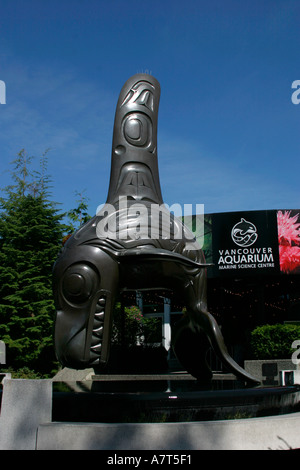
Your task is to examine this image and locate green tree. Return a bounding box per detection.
[66,189,91,232]
[62,189,91,245]
[0,150,65,375]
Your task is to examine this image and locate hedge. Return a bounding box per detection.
[250,323,300,360]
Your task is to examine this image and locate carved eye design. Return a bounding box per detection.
[123,113,151,147]
[62,264,98,303]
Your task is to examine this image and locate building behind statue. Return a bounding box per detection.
[126,208,300,369]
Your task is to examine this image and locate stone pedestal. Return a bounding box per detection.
[0,379,52,450]
[244,359,300,386]
[36,414,300,450]
[1,377,300,450]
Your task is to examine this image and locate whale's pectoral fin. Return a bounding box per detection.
[186,309,260,385]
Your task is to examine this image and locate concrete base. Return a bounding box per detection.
[52,367,94,382]
[0,379,52,450]
[36,414,300,450]
[1,378,300,450]
[244,359,300,385]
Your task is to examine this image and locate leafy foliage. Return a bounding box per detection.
[250,323,300,359]
[0,150,65,375]
[112,303,161,347]
[66,189,91,232]
[2,366,43,379]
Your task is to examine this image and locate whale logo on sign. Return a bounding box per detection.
[231,218,258,247]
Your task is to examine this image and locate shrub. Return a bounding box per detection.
[1,366,43,379]
[250,323,300,360]
[111,303,161,347]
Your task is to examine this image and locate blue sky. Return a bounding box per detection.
[0,0,300,218]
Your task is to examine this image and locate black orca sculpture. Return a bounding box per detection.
[53,74,259,385]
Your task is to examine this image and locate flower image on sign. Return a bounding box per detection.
[277,210,300,274]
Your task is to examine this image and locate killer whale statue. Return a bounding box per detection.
[53,73,259,385]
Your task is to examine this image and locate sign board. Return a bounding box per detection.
[184,209,300,278]
[211,210,280,277]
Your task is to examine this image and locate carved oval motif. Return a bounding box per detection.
[123,113,150,147]
[125,118,141,140]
